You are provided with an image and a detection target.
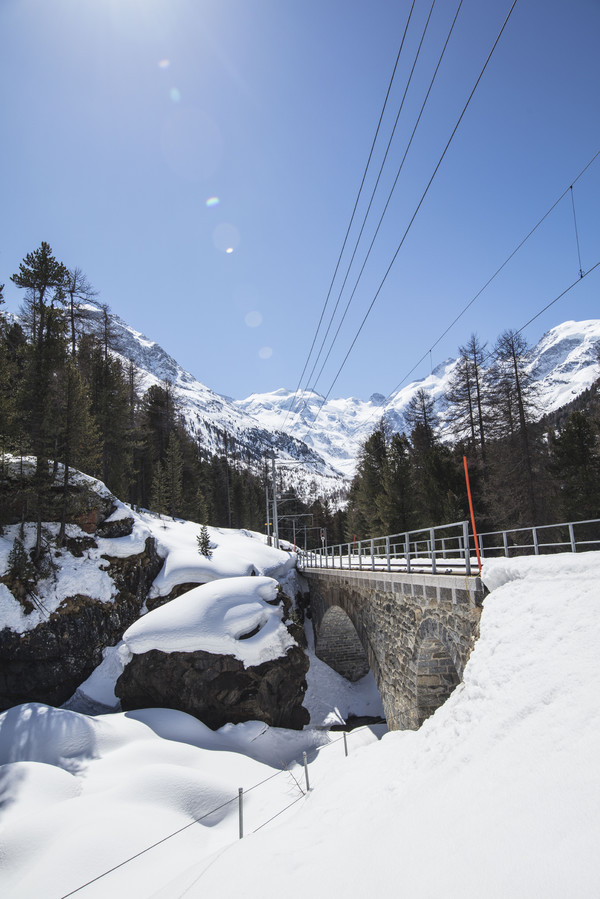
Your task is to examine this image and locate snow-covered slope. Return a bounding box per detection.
[237,320,600,478]
[237,363,455,480]
[75,304,347,498]
[1,551,599,897]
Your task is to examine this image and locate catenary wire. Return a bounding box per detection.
[347,147,600,439]
[299,0,440,402]
[298,0,519,439]
[306,0,464,398]
[279,0,418,432]
[570,184,584,278]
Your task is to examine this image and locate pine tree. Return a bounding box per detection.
[197,524,212,558]
[64,267,97,355]
[11,243,69,561]
[47,358,101,541]
[164,431,184,518]
[404,388,438,458]
[377,432,416,533]
[353,425,388,535]
[551,410,600,522]
[151,459,167,516]
[0,288,18,465]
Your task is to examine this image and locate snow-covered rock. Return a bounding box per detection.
[122,576,295,665]
[115,576,309,730]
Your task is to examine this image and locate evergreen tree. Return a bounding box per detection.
[352,424,388,535]
[0,288,18,465]
[197,524,212,558]
[404,389,463,528]
[10,243,69,560]
[64,267,97,355]
[377,432,416,533]
[404,388,437,449]
[551,410,600,522]
[47,358,101,541]
[80,335,131,494]
[163,431,184,518]
[151,459,167,516]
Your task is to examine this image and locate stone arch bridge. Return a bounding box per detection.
[302,568,485,730]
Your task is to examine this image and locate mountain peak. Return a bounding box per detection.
[73,306,600,485]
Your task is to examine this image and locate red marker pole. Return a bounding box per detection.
[463,455,482,575]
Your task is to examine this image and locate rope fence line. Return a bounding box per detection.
[252,792,306,834]
[58,794,240,898]
[58,723,379,899]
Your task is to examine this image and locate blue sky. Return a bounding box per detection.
[1,0,599,402]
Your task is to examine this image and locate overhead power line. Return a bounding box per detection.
[354,146,600,438]
[299,0,519,439]
[279,0,418,432]
[306,0,464,398]
[300,0,441,400]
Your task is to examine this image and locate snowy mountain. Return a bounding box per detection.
[73,304,348,500]
[237,320,600,478]
[41,306,598,487]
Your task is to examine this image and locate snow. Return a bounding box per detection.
[67,302,346,497]
[122,576,297,666]
[65,642,133,712]
[303,619,384,727]
[0,521,128,630]
[2,551,600,897]
[0,487,299,635]
[238,319,600,477]
[0,704,339,898]
[140,514,296,599]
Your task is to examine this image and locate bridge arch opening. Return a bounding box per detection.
[413,636,460,727]
[315,605,370,682]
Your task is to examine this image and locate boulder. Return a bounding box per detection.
[115,643,310,730]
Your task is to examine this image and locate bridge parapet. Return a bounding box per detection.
[303,568,484,731]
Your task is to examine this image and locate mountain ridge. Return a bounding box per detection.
[10,306,600,487]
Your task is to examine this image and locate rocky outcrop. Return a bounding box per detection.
[145,581,205,612]
[115,643,310,730]
[0,537,164,711]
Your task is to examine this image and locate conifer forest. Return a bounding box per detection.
[1,243,599,551]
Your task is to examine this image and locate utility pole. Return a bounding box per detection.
[223,432,232,528]
[271,453,279,549]
[265,485,271,545]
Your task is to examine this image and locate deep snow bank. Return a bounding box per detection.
[141,514,296,600]
[163,551,600,898]
[3,553,599,898]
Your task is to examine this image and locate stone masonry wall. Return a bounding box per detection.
[306,569,484,730]
[314,605,370,682]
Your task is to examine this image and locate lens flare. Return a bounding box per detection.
[212,222,240,253]
[206,196,220,208]
[245,311,262,328]
[259,346,273,359]
[169,88,181,103]
[158,59,170,69]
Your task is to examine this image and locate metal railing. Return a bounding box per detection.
[298,520,474,575]
[297,517,600,576]
[476,518,600,559]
